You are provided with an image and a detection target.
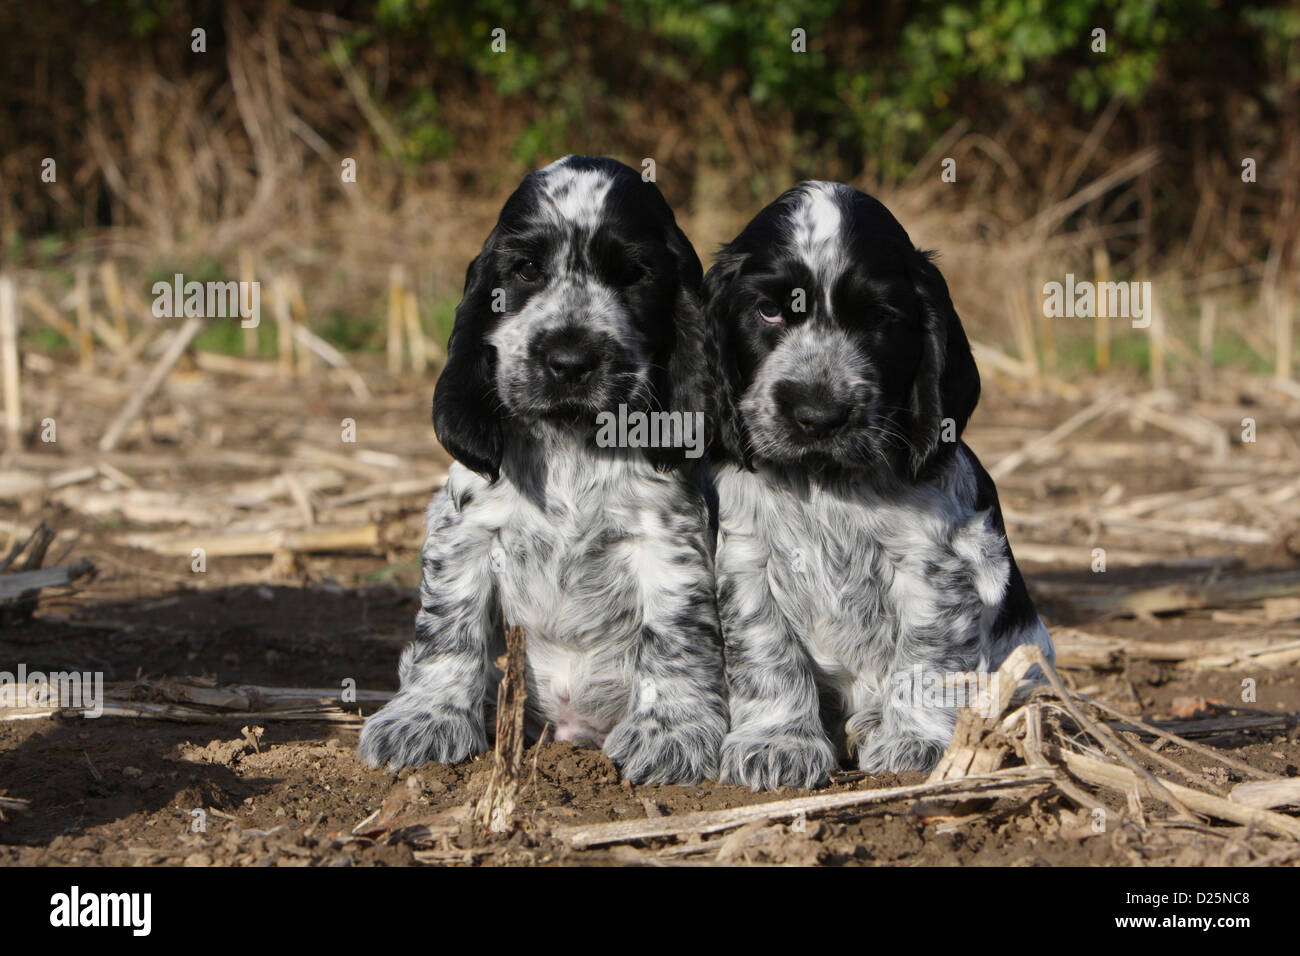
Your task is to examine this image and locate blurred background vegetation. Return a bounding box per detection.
[3,0,1298,377]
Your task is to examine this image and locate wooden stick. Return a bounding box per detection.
[1021,646,1199,821]
[928,643,1042,783]
[1093,246,1110,370]
[273,276,294,379]
[1276,290,1293,383]
[1095,515,1270,546]
[99,261,128,343]
[105,324,164,378]
[291,324,371,399]
[1,678,392,723]
[1036,284,1057,373]
[19,288,76,340]
[323,474,445,508]
[1009,284,1039,377]
[1148,292,1166,389]
[475,624,528,830]
[388,265,405,375]
[75,265,94,371]
[1011,543,1230,568]
[0,276,20,449]
[117,523,380,557]
[0,521,53,573]
[1052,627,1300,670]
[1126,400,1228,459]
[403,285,427,373]
[1074,695,1277,781]
[289,275,313,375]
[239,249,258,357]
[1199,296,1216,382]
[1052,747,1300,840]
[1036,567,1300,618]
[193,352,278,378]
[988,389,1122,479]
[1230,778,1300,810]
[0,558,95,601]
[98,317,203,452]
[555,766,1055,849]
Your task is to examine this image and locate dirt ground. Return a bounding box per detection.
[2,359,1299,866]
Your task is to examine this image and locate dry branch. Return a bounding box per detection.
[292,323,371,398]
[1051,746,1300,840]
[118,523,380,557]
[1230,778,1300,810]
[988,389,1123,479]
[0,559,96,601]
[1052,627,1300,670]
[475,624,528,830]
[98,317,203,451]
[0,275,20,449]
[0,677,391,723]
[554,767,1055,849]
[1035,567,1300,618]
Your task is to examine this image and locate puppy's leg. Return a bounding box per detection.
[603,532,728,786]
[858,575,984,775]
[716,542,836,790]
[358,489,498,771]
[855,684,955,775]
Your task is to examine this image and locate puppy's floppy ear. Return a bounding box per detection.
[433,249,503,481]
[653,221,711,466]
[700,249,751,466]
[905,249,980,479]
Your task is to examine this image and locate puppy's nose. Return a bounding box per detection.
[791,400,850,438]
[546,344,599,384]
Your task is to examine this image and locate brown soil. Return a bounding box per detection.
[3,366,1299,866]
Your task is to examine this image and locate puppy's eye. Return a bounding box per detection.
[516,260,542,283]
[599,250,643,287]
[615,260,644,286]
[756,299,784,325]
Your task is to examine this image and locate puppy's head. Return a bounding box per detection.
[703,182,979,480]
[433,155,707,480]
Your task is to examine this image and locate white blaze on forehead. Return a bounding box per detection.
[537,159,615,230]
[788,181,849,311]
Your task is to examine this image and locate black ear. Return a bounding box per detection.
[700,250,751,466]
[649,221,712,471]
[906,250,980,479]
[433,249,504,481]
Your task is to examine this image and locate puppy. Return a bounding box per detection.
[702,182,1055,789]
[359,156,727,785]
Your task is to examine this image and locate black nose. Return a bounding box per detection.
[546,344,599,384]
[790,400,850,438]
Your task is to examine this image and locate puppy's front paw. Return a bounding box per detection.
[604,714,723,786]
[358,697,487,772]
[719,729,836,790]
[858,731,945,774]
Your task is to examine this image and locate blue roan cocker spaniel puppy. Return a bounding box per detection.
[359,156,727,784]
[703,182,1055,790]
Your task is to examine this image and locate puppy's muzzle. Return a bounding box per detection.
[774,380,853,441]
[545,340,600,386]
[528,325,616,404]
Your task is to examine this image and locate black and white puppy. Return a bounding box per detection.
[359,156,727,785]
[703,182,1055,789]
